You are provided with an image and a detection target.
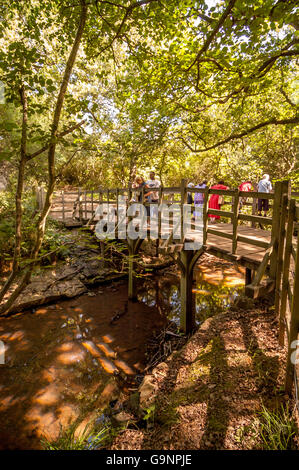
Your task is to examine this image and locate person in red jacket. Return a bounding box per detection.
[238,180,254,210]
[208,181,229,223]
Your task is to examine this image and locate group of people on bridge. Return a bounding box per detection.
[132,172,273,222]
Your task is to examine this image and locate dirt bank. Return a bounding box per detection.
[110,300,297,450]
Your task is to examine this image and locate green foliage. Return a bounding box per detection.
[258,403,297,450]
[143,404,156,428]
[0,190,37,261]
[0,0,298,194]
[41,420,111,451]
[0,189,69,266]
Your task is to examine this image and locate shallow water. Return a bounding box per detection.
[138,260,244,326]
[0,257,244,449]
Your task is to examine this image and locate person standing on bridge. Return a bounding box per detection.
[208,180,229,223]
[238,180,254,210]
[257,174,272,217]
[145,171,161,219]
[194,180,208,220]
[133,176,147,203]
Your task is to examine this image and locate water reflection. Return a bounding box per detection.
[137,261,244,326]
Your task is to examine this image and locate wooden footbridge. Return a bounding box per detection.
[37,180,299,394]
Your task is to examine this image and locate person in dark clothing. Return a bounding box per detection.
[187,182,194,205]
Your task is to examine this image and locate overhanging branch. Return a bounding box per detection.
[186,0,237,72]
[180,116,299,153]
[26,119,86,161]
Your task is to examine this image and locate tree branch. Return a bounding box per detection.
[180,116,299,153]
[280,86,297,107]
[254,49,299,78]
[26,119,86,161]
[94,0,160,56]
[55,149,80,180]
[186,0,237,72]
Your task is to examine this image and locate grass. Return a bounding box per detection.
[41,420,112,450]
[258,403,297,450]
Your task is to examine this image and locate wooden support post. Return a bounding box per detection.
[285,232,299,394]
[84,190,87,220]
[127,238,143,300]
[279,199,296,346]
[180,179,188,243]
[107,189,110,226]
[158,186,163,240]
[245,267,252,286]
[203,187,209,245]
[180,250,195,334]
[232,189,240,254]
[116,189,119,239]
[274,193,289,321]
[269,180,290,280]
[78,187,83,222]
[179,247,205,334]
[252,196,257,228]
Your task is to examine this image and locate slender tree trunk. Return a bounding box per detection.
[0,85,28,302]
[0,1,88,315]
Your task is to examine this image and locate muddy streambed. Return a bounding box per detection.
[0,256,244,449]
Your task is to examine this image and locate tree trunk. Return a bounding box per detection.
[0,1,88,315]
[0,85,28,302]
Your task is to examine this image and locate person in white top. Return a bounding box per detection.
[257,174,272,217]
[145,171,161,219]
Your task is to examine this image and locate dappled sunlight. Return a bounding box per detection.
[0,395,21,411]
[7,330,25,341]
[222,278,244,287]
[96,342,116,358]
[227,353,253,369]
[24,406,58,440]
[82,340,101,358]
[57,350,86,365]
[56,341,77,352]
[102,334,114,344]
[56,404,77,425]
[97,356,118,374]
[33,384,60,406]
[42,369,56,383]
[114,359,135,375]
[35,308,48,315]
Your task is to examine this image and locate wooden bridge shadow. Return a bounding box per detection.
[136,307,281,450]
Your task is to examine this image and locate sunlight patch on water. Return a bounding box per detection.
[102,334,114,344]
[33,384,60,406]
[81,341,101,358]
[97,356,118,374]
[114,359,135,375]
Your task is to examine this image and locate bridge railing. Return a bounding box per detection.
[47,181,292,255]
[276,198,299,396]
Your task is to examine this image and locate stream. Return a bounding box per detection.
[0,255,244,449]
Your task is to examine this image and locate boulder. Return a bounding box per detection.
[139,375,158,408]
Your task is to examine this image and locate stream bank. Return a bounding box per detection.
[110,300,297,450]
